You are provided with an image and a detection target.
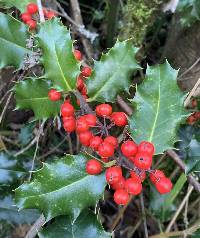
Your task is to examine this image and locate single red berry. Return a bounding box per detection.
[27,3,38,14]
[192,99,197,108]
[114,189,129,205]
[96,104,112,117]
[134,153,152,170]
[48,89,61,101]
[98,142,115,158]
[81,84,87,95]
[46,10,56,19]
[26,19,37,30]
[194,111,200,119]
[76,117,89,133]
[138,141,155,155]
[128,156,135,162]
[105,166,122,185]
[155,177,173,194]
[21,12,32,23]
[125,178,142,195]
[61,102,74,117]
[121,140,137,157]
[104,136,118,148]
[74,50,82,61]
[63,117,76,132]
[150,170,165,184]
[79,131,93,146]
[187,115,196,125]
[86,159,102,175]
[89,136,103,150]
[76,76,84,90]
[111,112,128,127]
[130,171,146,182]
[81,66,92,77]
[84,114,97,127]
[111,177,126,190]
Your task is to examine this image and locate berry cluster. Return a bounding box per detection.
[48,50,173,206]
[187,98,200,125]
[21,3,56,30]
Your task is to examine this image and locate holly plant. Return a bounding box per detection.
[0,2,191,237]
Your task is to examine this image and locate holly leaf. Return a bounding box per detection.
[129,61,187,154]
[0,0,36,12]
[0,196,39,224]
[38,209,111,238]
[15,78,62,119]
[0,13,31,69]
[15,154,106,221]
[86,40,140,102]
[36,18,80,92]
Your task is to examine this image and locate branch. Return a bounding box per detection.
[25,214,45,238]
[36,0,45,22]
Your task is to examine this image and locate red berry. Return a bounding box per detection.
[104,136,118,148]
[84,114,97,127]
[81,84,87,95]
[125,178,142,195]
[89,136,103,150]
[121,140,137,157]
[98,142,115,158]
[61,102,74,117]
[76,117,89,133]
[111,177,126,190]
[76,76,84,90]
[134,153,152,170]
[155,177,173,194]
[138,141,155,155]
[48,89,61,101]
[21,12,32,23]
[192,99,197,108]
[187,115,196,125]
[74,50,82,61]
[150,170,165,184]
[105,166,122,185]
[27,3,38,14]
[63,117,76,132]
[81,66,92,77]
[128,156,135,162]
[86,159,102,175]
[79,131,93,146]
[26,19,37,30]
[114,189,129,205]
[96,104,112,117]
[46,10,56,19]
[111,112,128,127]
[130,171,146,182]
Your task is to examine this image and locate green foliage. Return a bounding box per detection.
[129,61,187,154]
[0,13,31,68]
[36,19,80,92]
[15,154,106,221]
[0,0,36,12]
[39,209,111,238]
[177,0,200,27]
[18,122,36,146]
[0,196,39,224]
[86,40,140,102]
[15,78,62,119]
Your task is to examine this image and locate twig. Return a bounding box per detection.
[165,185,193,232]
[178,58,200,79]
[184,78,200,107]
[0,92,13,124]
[14,136,37,157]
[36,0,45,22]
[116,95,133,116]
[140,193,149,238]
[25,214,45,238]
[67,132,73,154]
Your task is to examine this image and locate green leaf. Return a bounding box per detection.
[0,0,36,12]
[15,78,62,119]
[0,152,26,185]
[0,196,39,224]
[15,154,106,221]
[18,122,36,146]
[38,209,111,238]
[129,61,187,154]
[36,18,80,92]
[86,40,140,102]
[0,13,31,69]
[185,139,200,174]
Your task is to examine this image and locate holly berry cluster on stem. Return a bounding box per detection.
[48,49,173,206]
[21,3,56,30]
